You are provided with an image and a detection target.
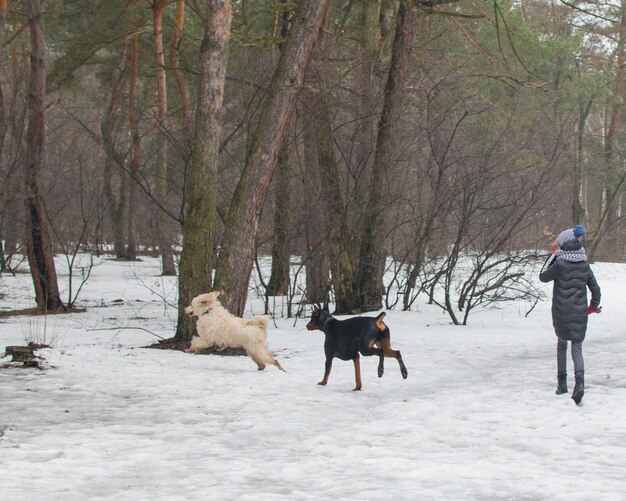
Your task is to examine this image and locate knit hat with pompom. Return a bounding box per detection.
[556,225,586,249]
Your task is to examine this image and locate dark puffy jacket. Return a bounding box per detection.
[539,242,601,342]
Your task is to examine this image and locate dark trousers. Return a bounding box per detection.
[557,339,584,375]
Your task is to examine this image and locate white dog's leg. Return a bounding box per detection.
[270,355,285,372]
[186,336,205,353]
[249,351,267,371]
[247,347,285,372]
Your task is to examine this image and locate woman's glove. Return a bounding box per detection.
[588,305,601,314]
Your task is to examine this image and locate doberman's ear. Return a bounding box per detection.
[313,304,320,313]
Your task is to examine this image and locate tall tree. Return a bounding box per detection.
[22,0,64,312]
[322,0,385,315]
[0,2,26,270]
[175,0,233,344]
[126,30,141,261]
[357,0,417,310]
[152,0,176,276]
[0,0,7,270]
[213,0,331,316]
[300,27,334,306]
[302,16,356,312]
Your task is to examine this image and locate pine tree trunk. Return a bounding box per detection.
[266,4,293,298]
[214,0,330,316]
[152,0,176,276]
[23,0,64,312]
[175,0,233,344]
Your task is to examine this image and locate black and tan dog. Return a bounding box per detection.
[306,305,408,391]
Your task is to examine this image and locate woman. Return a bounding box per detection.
[539,225,601,405]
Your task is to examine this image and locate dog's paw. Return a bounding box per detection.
[401,368,408,379]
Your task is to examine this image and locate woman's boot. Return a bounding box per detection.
[571,371,584,405]
[555,373,568,395]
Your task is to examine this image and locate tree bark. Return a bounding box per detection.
[357,0,417,311]
[23,0,64,312]
[214,0,331,316]
[175,0,233,344]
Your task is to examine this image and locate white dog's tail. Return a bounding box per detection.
[245,316,268,330]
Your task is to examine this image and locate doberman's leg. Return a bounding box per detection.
[377,350,385,378]
[352,355,362,391]
[318,358,333,386]
[361,339,385,377]
[380,339,408,379]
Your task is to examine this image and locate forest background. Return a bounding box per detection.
[1,0,625,345]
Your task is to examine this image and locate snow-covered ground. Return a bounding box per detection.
[1,256,625,500]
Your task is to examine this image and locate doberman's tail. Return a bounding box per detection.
[375,312,387,332]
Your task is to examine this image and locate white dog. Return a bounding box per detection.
[185,291,284,372]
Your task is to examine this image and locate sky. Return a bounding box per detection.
[1,255,625,501]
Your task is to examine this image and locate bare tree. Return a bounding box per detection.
[23,0,64,312]
[174,0,233,345]
[213,0,331,316]
[101,42,130,259]
[127,30,141,261]
[266,1,293,299]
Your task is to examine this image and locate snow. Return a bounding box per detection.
[1,256,625,500]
